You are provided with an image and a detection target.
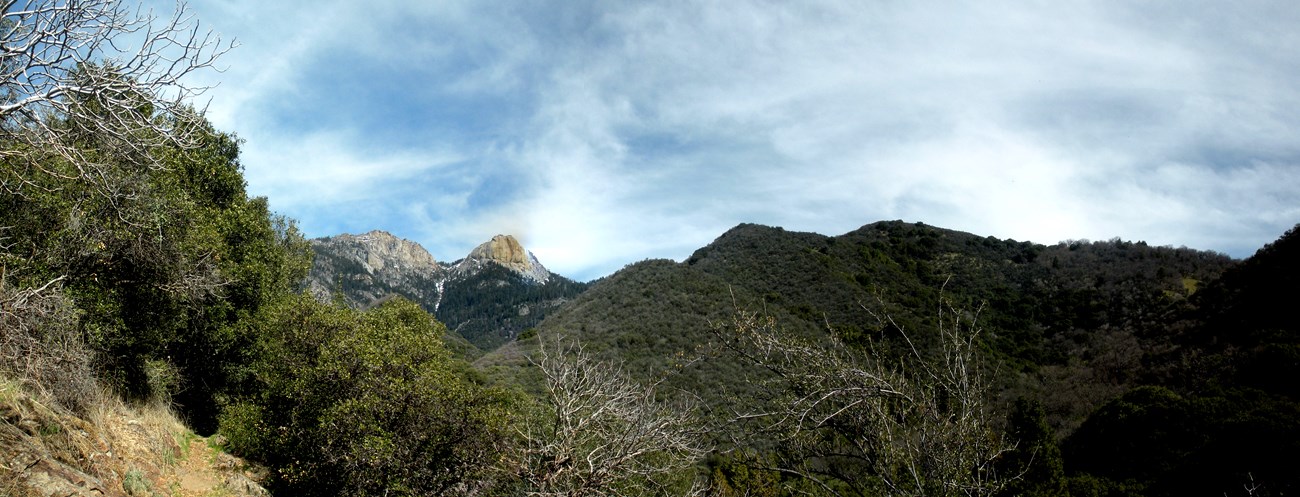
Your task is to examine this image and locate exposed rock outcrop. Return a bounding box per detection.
[306,230,445,309]
[454,235,551,284]
[304,231,585,352]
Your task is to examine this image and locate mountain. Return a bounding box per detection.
[306,230,446,309]
[294,219,1295,496]
[1061,224,1300,497]
[482,221,1236,429]
[306,232,588,352]
[477,219,1300,496]
[453,234,552,283]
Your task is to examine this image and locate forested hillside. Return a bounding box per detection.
[510,222,1233,421]
[437,262,589,351]
[482,220,1299,496]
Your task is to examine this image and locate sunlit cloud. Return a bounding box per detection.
[166,0,1300,281]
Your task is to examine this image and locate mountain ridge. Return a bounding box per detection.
[484,220,1238,419]
[473,219,1300,495]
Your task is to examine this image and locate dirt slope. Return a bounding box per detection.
[1,378,265,497]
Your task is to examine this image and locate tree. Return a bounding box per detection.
[1,0,233,197]
[1,0,253,406]
[508,338,709,496]
[712,294,1011,497]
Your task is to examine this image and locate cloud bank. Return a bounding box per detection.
[171,0,1300,281]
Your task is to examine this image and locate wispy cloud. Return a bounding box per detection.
[170,0,1300,280]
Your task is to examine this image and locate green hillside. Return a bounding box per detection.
[491,222,1232,421]
[477,220,1300,496]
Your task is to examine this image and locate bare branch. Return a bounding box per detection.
[0,273,100,414]
[712,291,1013,497]
[510,337,710,497]
[1,0,235,197]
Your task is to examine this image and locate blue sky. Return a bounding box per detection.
[168,0,1300,281]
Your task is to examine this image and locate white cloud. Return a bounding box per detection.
[157,0,1300,281]
[239,130,464,209]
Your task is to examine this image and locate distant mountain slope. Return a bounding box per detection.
[483,220,1236,432]
[438,259,588,351]
[306,232,588,352]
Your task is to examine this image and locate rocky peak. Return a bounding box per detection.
[468,234,530,265]
[306,230,445,307]
[334,230,441,274]
[305,230,585,351]
[457,234,551,283]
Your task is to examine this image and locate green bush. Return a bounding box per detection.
[220,295,513,496]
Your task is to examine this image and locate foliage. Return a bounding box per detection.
[1,1,311,435]
[1063,374,1300,496]
[2,106,312,424]
[996,398,1066,497]
[704,452,786,497]
[220,296,513,496]
[0,0,232,193]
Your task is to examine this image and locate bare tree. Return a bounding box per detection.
[712,292,1011,497]
[1,0,234,196]
[510,338,710,497]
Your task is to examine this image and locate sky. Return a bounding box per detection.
[160,0,1299,282]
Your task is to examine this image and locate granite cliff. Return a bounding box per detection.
[306,232,586,352]
[306,231,445,308]
[453,234,551,283]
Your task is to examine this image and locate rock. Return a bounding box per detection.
[306,230,446,308]
[467,234,529,265]
[304,230,583,351]
[458,235,551,283]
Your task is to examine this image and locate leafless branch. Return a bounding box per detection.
[710,289,1012,497]
[1,0,235,197]
[510,337,710,497]
[0,273,100,414]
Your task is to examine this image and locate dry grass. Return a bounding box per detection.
[1,279,263,496]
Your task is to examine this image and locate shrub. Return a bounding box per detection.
[0,277,100,414]
[221,295,512,496]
